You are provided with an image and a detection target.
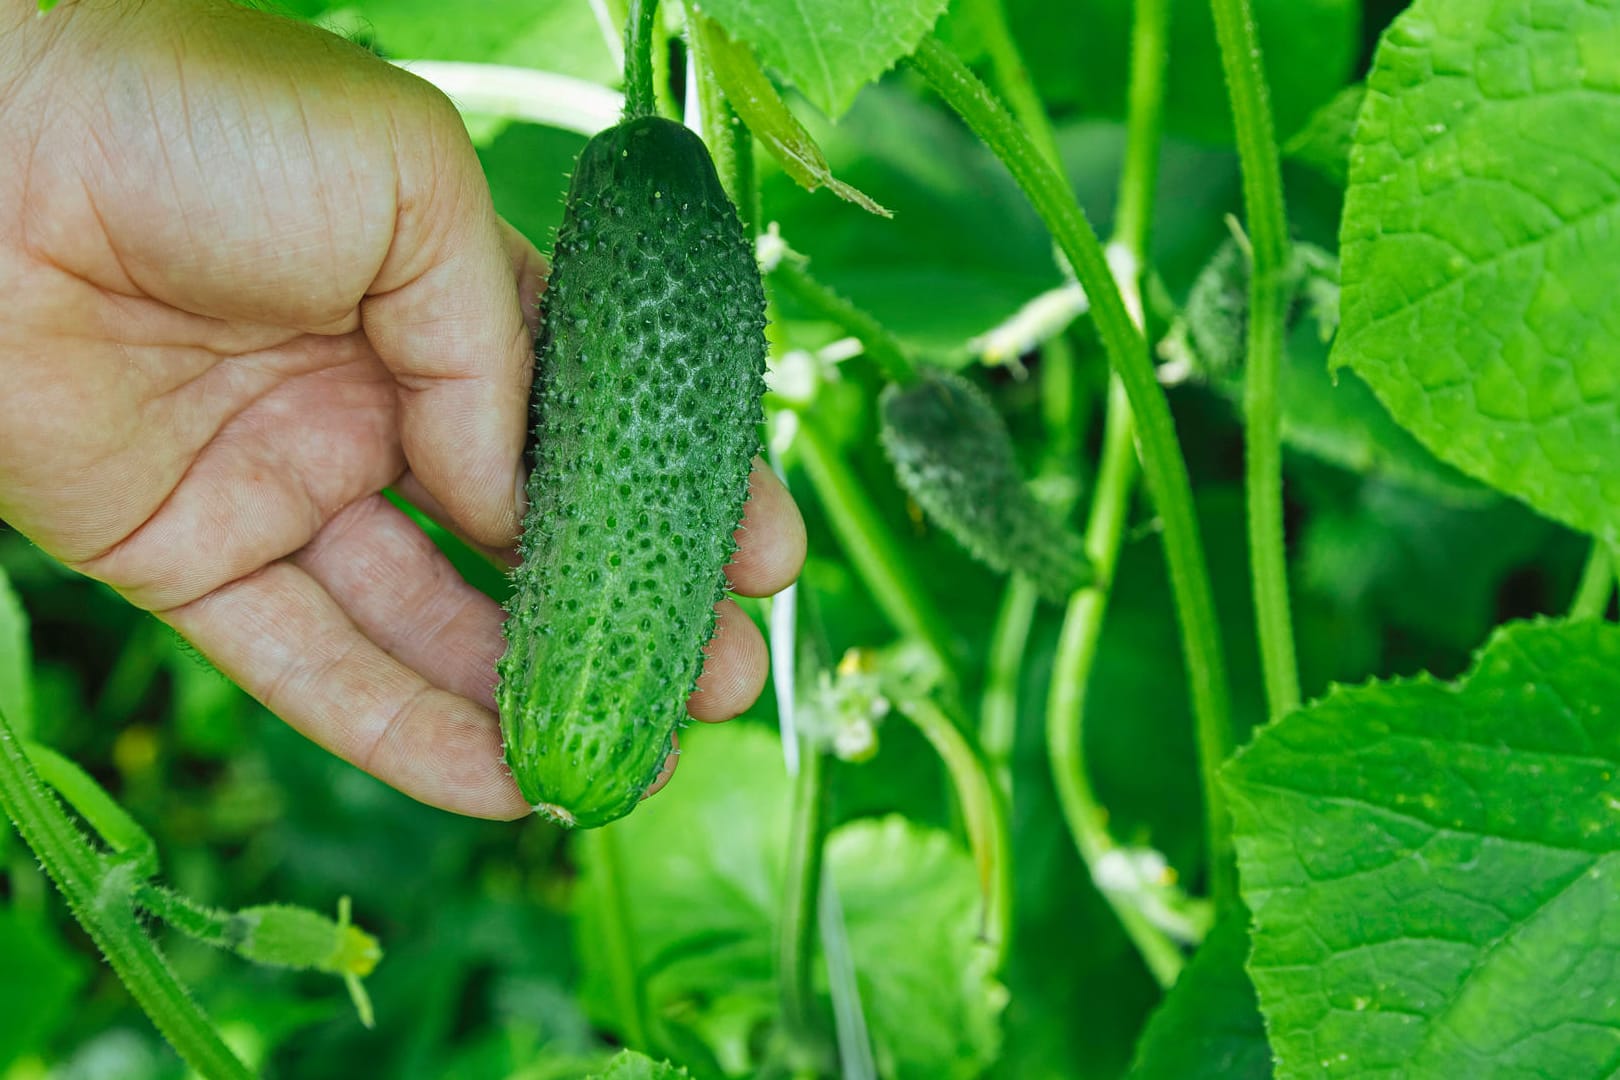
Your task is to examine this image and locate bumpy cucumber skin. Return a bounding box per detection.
[881,371,1090,603]
[497,117,766,828]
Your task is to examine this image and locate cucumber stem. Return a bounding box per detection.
[1210,0,1299,725]
[779,737,828,1049]
[910,32,1237,910]
[0,707,252,1080]
[622,0,660,120]
[767,260,919,387]
[1570,540,1616,620]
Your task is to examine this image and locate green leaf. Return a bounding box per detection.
[1128,913,1271,1079]
[1226,619,1620,1076]
[693,14,887,215]
[880,371,1091,601]
[697,0,951,119]
[1166,238,1483,501]
[764,85,1060,360]
[1282,84,1366,187]
[0,564,32,737]
[0,907,87,1070]
[1007,0,1360,144]
[573,723,1003,1078]
[318,0,617,83]
[1335,0,1620,546]
[587,1050,692,1080]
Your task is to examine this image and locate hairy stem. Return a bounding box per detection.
[980,576,1038,796]
[910,33,1236,907]
[1210,0,1298,724]
[622,0,660,120]
[768,260,919,387]
[0,711,251,1080]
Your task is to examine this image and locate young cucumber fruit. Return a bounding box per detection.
[497,116,766,828]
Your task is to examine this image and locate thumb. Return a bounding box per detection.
[361,79,536,549]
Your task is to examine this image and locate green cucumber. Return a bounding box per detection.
[497,115,766,828]
[880,370,1091,602]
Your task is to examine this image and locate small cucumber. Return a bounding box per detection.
[497,116,766,828]
[881,370,1091,602]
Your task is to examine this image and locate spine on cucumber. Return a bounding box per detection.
[497,116,766,828]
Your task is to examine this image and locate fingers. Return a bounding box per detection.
[162,560,528,820]
[642,732,680,800]
[725,459,807,598]
[498,217,547,340]
[362,84,534,551]
[687,600,769,722]
[291,493,507,707]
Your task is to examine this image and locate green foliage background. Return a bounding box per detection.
[1,0,1609,1077]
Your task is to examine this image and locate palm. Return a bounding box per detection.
[0,0,803,819]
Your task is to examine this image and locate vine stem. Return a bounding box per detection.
[778,737,828,1048]
[792,416,957,670]
[0,709,252,1080]
[1570,540,1616,620]
[767,259,919,386]
[1210,0,1299,722]
[587,826,652,1050]
[622,0,659,120]
[910,34,1236,908]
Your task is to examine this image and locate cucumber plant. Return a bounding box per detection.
[7,0,1620,1078]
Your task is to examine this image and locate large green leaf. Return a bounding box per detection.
[573,723,1003,1079]
[1226,620,1620,1077]
[1335,0,1620,545]
[318,0,617,82]
[588,1050,692,1080]
[1128,913,1271,1079]
[1007,0,1360,144]
[697,0,950,119]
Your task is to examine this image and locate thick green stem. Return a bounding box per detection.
[793,416,957,669]
[768,261,919,387]
[1210,0,1298,722]
[910,34,1235,907]
[900,699,1013,969]
[778,738,828,1046]
[0,711,251,1080]
[1570,540,1616,620]
[622,0,660,120]
[587,827,652,1050]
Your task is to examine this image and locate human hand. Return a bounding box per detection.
[0,0,804,818]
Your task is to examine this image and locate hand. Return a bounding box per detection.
[0,0,804,818]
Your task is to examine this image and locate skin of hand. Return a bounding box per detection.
[0,0,805,818]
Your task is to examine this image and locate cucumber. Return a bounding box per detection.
[497,116,766,828]
[881,370,1091,602]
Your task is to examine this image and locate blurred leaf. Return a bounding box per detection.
[1336,0,1620,547]
[0,563,33,736]
[765,84,1060,360]
[588,1049,693,1079]
[478,122,591,250]
[1227,619,1620,1076]
[1297,479,1560,655]
[1127,913,1270,1079]
[319,0,617,83]
[574,723,1003,1079]
[0,906,87,1070]
[1282,84,1365,188]
[697,0,950,119]
[1007,0,1359,144]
